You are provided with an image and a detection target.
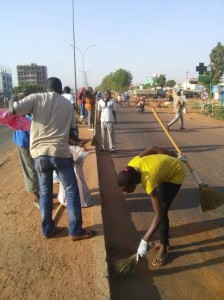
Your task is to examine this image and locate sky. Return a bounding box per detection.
[1,0,224,90]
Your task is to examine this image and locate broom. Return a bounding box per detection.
[151,107,224,212]
[90,102,98,146]
[112,241,155,276]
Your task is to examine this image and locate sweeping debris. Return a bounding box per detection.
[151,107,224,212]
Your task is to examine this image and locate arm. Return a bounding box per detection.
[8,95,17,114]
[113,111,116,123]
[139,146,176,158]
[142,189,163,242]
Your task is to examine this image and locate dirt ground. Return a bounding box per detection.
[0,105,224,300]
[0,124,109,300]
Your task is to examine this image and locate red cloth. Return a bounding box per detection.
[0,109,31,131]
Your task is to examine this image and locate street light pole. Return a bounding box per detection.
[75,44,96,87]
[72,0,77,100]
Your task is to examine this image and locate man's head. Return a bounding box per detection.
[46,77,62,94]
[105,90,111,101]
[63,86,71,94]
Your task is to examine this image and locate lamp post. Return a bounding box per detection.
[71,44,96,87]
[71,0,78,101]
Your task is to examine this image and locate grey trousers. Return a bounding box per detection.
[17,146,39,193]
[100,122,116,151]
[168,111,184,128]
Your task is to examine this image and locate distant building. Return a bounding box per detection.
[17,63,47,87]
[0,66,13,98]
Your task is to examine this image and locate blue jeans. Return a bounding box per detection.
[34,156,83,237]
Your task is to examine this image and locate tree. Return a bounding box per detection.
[166,80,176,87]
[13,83,44,97]
[153,74,166,88]
[210,42,224,84]
[99,69,133,92]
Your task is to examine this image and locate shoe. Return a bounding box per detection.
[110,149,115,153]
[166,125,170,131]
[152,253,169,267]
[180,127,185,130]
[88,128,94,131]
[70,229,94,241]
[34,200,40,209]
[43,226,64,239]
[100,149,106,152]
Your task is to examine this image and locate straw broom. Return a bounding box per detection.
[90,102,98,146]
[111,241,155,276]
[151,107,224,212]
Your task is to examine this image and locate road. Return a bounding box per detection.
[96,103,224,300]
[0,125,15,164]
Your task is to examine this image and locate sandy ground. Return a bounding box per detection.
[0,124,109,300]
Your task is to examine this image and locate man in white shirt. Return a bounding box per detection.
[98,90,117,153]
[63,86,75,108]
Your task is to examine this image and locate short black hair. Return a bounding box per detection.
[117,166,140,187]
[46,77,62,94]
[63,86,71,94]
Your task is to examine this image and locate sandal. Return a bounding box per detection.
[70,229,94,241]
[152,253,169,267]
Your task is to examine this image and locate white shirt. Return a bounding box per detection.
[63,93,75,104]
[98,99,116,122]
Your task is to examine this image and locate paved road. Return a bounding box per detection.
[0,126,15,163]
[96,103,224,299]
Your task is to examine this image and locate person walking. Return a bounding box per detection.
[117,146,186,266]
[167,90,186,130]
[98,90,117,153]
[85,86,95,130]
[9,77,93,240]
[13,114,40,209]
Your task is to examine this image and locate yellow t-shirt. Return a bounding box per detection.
[128,154,186,195]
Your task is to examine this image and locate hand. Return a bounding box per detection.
[177,153,188,163]
[137,239,148,257]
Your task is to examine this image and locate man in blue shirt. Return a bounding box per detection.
[13,114,40,209]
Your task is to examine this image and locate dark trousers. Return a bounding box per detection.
[157,182,181,245]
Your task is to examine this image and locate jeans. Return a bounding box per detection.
[34,156,83,237]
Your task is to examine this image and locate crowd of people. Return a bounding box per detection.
[6,79,188,267]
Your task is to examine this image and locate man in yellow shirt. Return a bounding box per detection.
[117,146,186,266]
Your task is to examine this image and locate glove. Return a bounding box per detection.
[137,239,148,257]
[177,153,188,163]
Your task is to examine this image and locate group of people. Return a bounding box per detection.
[9,80,188,267]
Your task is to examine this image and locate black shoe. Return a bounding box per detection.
[110,149,115,153]
[166,125,170,131]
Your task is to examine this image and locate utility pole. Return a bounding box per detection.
[72,0,77,100]
[186,71,188,90]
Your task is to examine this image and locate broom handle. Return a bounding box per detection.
[93,100,98,134]
[151,107,203,185]
[53,203,63,221]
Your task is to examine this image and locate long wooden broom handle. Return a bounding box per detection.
[53,203,63,221]
[151,107,203,185]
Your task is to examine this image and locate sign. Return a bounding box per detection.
[200,91,209,101]
[198,75,211,83]
[196,63,207,75]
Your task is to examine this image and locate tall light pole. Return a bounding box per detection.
[71,0,77,100]
[74,44,96,87]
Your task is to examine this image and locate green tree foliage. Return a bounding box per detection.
[99,68,133,92]
[153,74,166,88]
[13,83,44,97]
[210,42,224,84]
[166,80,176,87]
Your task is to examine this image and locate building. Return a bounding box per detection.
[0,66,13,99]
[17,63,47,87]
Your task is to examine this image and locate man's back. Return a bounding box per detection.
[13,92,76,158]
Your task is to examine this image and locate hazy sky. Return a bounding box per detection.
[1,0,224,89]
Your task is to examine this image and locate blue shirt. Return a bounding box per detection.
[12,115,31,148]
